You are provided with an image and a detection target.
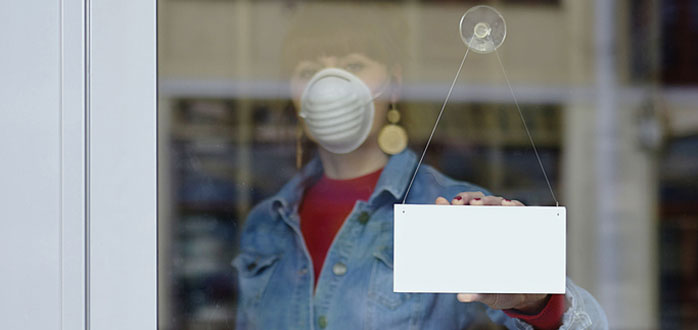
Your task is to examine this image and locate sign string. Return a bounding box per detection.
[402,48,560,207]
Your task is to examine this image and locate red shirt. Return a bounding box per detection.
[299,168,383,282]
[299,168,563,329]
[504,294,565,330]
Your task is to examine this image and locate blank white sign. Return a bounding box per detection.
[394,204,566,294]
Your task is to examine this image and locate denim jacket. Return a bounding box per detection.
[233,149,608,329]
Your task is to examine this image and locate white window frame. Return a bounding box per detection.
[86,0,157,328]
[1,0,156,329]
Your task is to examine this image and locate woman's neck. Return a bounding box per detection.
[318,140,388,180]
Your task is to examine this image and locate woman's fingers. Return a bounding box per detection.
[435,196,450,205]
[454,191,485,205]
[452,195,466,205]
[457,293,508,306]
[457,293,543,310]
[458,293,550,313]
[469,195,503,206]
[457,293,479,303]
[473,294,521,308]
[437,192,525,206]
[501,199,524,206]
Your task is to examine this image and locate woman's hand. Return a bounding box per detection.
[434,191,523,207]
[456,292,549,314]
[434,191,550,314]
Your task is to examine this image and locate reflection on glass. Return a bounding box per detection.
[159,1,698,329]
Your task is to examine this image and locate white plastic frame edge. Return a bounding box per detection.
[87,0,157,328]
[61,0,87,329]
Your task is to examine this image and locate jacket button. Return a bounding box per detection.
[358,212,370,224]
[332,262,347,276]
[318,315,327,328]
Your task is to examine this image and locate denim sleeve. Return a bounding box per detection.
[235,290,248,330]
[231,200,274,330]
[232,253,249,330]
[485,278,609,330]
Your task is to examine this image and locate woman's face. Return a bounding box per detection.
[290,53,395,148]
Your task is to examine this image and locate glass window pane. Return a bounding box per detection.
[158,1,698,329]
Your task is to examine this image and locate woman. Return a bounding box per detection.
[234,4,607,329]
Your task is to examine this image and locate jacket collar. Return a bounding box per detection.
[368,149,417,203]
[270,149,418,216]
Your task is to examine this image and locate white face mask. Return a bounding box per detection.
[299,68,384,154]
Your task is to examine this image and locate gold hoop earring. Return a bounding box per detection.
[378,104,408,155]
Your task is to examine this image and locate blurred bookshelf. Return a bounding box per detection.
[162,97,299,329]
[659,135,698,329]
[404,102,563,206]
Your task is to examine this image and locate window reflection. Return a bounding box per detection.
[158,0,698,329]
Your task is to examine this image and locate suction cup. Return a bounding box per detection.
[459,5,506,54]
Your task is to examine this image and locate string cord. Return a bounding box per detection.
[401,47,560,207]
[494,49,559,207]
[403,48,469,204]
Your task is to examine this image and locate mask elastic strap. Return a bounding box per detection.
[371,89,386,101]
[369,77,391,103]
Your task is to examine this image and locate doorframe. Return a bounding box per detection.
[85,0,157,328]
